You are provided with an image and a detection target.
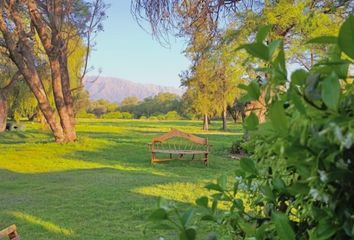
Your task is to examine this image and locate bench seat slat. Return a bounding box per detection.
[153,149,208,154]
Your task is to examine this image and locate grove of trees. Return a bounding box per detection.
[0,0,107,142]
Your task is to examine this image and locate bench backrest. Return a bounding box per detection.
[152,128,208,145]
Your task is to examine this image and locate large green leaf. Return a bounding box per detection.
[307,36,338,44]
[315,219,337,240]
[256,25,272,43]
[180,227,197,240]
[291,69,308,87]
[240,157,258,175]
[240,43,270,61]
[205,183,224,192]
[148,208,168,221]
[290,88,307,115]
[268,101,288,136]
[244,112,259,131]
[321,72,340,111]
[238,220,257,236]
[272,177,286,192]
[248,80,261,100]
[338,15,354,59]
[272,212,295,240]
[287,183,310,196]
[268,40,282,60]
[196,197,208,208]
[181,209,194,227]
[261,184,275,202]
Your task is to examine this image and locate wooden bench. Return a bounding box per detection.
[0,225,20,240]
[148,128,210,165]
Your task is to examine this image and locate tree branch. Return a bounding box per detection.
[1,71,21,94]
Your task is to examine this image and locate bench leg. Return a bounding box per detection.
[204,153,208,166]
[151,152,156,164]
[170,153,172,159]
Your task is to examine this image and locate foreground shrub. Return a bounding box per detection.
[146,16,354,240]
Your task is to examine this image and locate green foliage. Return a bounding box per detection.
[121,96,140,106]
[164,111,181,120]
[338,15,354,59]
[147,198,198,240]
[243,112,259,131]
[87,99,119,118]
[7,81,37,121]
[148,16,354,240]
[101,112,123,119]
[120,93,182,118]
[101,111,132,119]
[76,112,96,119]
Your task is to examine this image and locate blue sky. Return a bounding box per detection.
[88,1,189,87]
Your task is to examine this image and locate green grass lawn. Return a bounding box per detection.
[0,119,242,239]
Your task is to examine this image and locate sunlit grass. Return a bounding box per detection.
[133,180,255,212]
[7,211,74,236]
[0,119,242,239]
[133,182,209,205]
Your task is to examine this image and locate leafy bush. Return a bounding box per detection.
[76,112,96,119]
[121,112,133,119]
[149,116,158,120]
[157,115,165,120]
[147,16,354,240]
[230,139,247,155]
[101,112,123,119]
[164,111,181,120]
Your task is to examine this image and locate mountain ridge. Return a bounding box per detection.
[84,76,183,103]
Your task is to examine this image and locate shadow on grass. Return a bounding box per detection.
[0,130,52,145]
[0,168,210,239]
[0,120,243,239]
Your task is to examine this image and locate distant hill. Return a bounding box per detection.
[83,76,184,103]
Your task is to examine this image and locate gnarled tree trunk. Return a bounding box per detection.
[28,0,77,142]
[49,56,76,141]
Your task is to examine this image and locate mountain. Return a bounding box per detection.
[83,76,184,103]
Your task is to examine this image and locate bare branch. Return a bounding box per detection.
[1,71,21,94]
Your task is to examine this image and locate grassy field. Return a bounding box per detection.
[0,119,242,239]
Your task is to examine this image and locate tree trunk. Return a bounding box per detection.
[50,57,77,142]
[59,48,77,141]
[203,114,209,130]
[0,91,8,132]
[0,1,78,143]
[13,50,66,142]
[222,108,227,130]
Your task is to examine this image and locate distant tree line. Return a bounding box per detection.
[73,91,245,124]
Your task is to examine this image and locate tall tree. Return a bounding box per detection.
[0,0,106,142]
